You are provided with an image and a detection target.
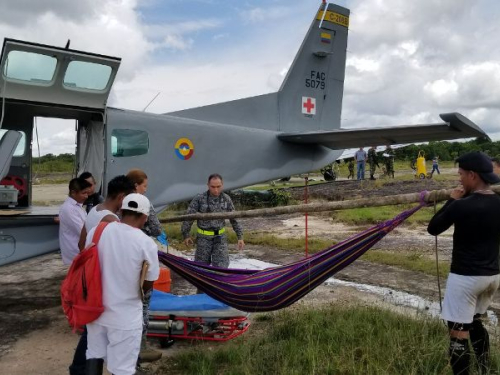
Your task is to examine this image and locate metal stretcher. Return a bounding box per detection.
[147,290,250,346]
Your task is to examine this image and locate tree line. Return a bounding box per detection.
[394,138,499,161]
[32,138,500,168]
[33,153,75,164]
[32,153,74,173]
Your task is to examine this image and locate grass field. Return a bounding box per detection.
[158,304,500,375]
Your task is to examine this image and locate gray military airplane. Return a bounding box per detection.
[0,2,488,266]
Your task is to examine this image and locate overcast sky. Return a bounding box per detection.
[0,0,499,155]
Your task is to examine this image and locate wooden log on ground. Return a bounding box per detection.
[160,185,500,223]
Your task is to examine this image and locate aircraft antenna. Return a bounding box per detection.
[319,2,330,29]
[65,39,71,49]
[143,92,161,112]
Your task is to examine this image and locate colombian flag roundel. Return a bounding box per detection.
[175,138,194,160]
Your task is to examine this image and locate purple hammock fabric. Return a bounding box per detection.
[159,202,425,312]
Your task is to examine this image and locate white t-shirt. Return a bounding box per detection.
[85,205,119,231]
[59,196,87,265]
[86,222,160,330]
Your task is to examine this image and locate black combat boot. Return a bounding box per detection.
[85,358,103,375]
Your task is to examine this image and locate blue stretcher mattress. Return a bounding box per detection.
[149,290,249,318]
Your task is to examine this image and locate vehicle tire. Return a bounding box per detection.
[323,170,335,181]
[419,173,426,179]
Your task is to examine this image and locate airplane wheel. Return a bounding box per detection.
[323,170,335,181]
[419,173,426,180]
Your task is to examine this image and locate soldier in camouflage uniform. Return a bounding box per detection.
[384,145,396,178]
[347,160,355,179]
[367,146,379,180]
[182,174,244,269]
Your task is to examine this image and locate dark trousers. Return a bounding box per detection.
[69,327,87,375]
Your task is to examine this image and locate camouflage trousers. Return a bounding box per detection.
[369,162,377,177]
[386,160,394,177]
[142,288,152,342]
[195,234,229,268]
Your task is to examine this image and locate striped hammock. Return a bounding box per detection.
[158,202,425,312]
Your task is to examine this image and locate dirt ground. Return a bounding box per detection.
[3,173,500,374]
[31,184,68,205]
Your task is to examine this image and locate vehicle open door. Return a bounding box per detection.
[0,129,21,181]
[0,38,121,110]
[0,129,22,206]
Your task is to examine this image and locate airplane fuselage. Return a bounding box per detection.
[105,108,342,210]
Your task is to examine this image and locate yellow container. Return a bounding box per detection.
[416,151,427,179]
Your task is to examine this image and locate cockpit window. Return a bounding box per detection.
[3,51,57,84]
[63,61,112,91]
[111,129,149,157]
[0,130,26,156]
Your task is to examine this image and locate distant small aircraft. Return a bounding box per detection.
[0,2,488,265]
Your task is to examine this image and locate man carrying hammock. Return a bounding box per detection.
[182,173,244,269]
[428,151,500,375]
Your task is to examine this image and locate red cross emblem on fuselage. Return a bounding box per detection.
[302,97,316,115]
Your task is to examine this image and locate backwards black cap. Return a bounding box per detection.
[456,151,500,185]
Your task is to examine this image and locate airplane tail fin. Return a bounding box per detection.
[167,2,349,133]
[277,2,348,132]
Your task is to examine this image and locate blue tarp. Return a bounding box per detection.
[150,290,230,312]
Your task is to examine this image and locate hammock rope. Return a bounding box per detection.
[159,199,427,313]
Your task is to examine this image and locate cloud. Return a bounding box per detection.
[33,119,77,156]
[0,0,101,26]
[1,0,500,156]
[0,0,151,82]
[243,6,290,24]
[143,19,222,51]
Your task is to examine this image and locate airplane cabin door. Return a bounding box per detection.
[0,39,121,110]
[0,129,22,181]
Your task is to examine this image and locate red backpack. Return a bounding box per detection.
[61,222,108,330]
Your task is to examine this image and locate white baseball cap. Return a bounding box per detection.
[121,193,150,216]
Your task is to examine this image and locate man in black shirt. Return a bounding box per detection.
[428,151,500,375]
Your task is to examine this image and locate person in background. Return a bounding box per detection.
[85,194,160,375]
[79,172,104,213]
[347,160,354,179]
[384,145,395,178]
[58,177,91,265]
[367,146,379,180]
[126,169,163,365]
[492,157,500,177]
[126,169,162,238]
[428,151,500,375]
[354,147,367,180]
[431,156,441,176]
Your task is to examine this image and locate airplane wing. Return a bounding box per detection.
[277,113,488,149]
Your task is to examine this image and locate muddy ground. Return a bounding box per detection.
[2,175,500,374]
